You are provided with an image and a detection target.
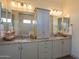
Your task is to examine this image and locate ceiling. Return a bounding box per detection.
[22,0,62,10]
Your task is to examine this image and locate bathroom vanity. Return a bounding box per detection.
[0,37,71,59]
[0,1,72,59]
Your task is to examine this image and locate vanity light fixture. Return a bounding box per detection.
[50,9,62,16]
[11,0,32,10]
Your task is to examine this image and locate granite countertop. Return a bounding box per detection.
[52,36,71,40]
[0,36,71,45]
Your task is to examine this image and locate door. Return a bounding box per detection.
[0,44,20,59]
[35,8,50,38]
[38,41,52,59]
[22,42,38,59]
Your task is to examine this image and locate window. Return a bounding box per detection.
[23,20,31,24]
[1,18,11,23]
[1,18,6,22]
[7,19,11,23]
[32,20,37,24]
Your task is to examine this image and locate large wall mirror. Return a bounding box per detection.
[1,9,13,31]
[0,0,71,39]
[52,16,70,34]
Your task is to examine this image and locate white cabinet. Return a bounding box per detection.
[35,8,50,38]
[52,40,62,58]
[52,38,71,58]
[0,38,71,59]
[0,44,20,59]
[21,42,38,59]
[62,39,71,56]
[38,41,52,59]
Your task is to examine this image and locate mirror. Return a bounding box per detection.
[0,0,70,39]
[18,12,35,37]
[2,9,13,31]
[52,16,70,35]
[11,10,37,37]
[0,0,15,40]
[63,17,70,33]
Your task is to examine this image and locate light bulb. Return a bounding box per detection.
[11,1,16,7]
[57,11,60,14]
[53,10,57,16]
[57,11,62,16]
[28,4,32,9]
[50,9,53,15]
[59,11,62,15]
[18,3,21,7]
[23,4,26,8]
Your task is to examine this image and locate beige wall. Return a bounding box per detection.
[0,0,62,11]
[63,0,79,58]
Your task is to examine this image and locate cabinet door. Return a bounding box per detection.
[52,40,62,58]
[38,41,52,59]
[35,8,50,38]
[62,39,71,56]
[0,44,20,59]
[22,42,38,59]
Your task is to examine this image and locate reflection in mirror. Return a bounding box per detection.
[0,0,14,40]
[0,3,4,38]
[63,17,70,33]
[11,11,35,38]
[52,16,70,35]
[12,11,37,38]
[50,15,53,35]
[52,16,58,34]
[18,12,34,37]
[1,9,13,31]
[58,17,62,32]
